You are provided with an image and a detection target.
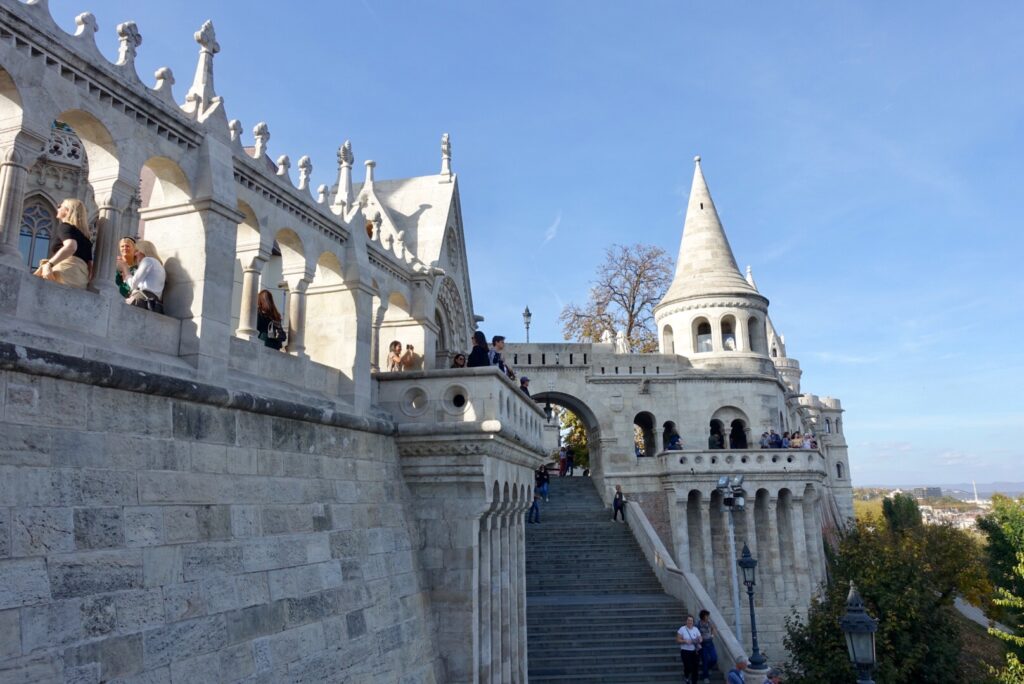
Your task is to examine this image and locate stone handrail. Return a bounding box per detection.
[624,497,752,673]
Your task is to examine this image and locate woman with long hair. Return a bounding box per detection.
[387,340,404,371]
[123,240,166,313]
[34,198,92,288]
[450,353,467,368]
[256,289,286,350]
[467,330,490,367]
[115,236,138,297]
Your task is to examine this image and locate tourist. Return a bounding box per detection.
[387,341,404,371]
[467,331,490,367]
[527,491,541,524]
[535,465,550,502]
[790,432,803,448]
[809,435,818,449]
[708,431,724,450]
[565,449,575,477]
[490,335,515,379]
[450,353,467,368]
[519,376,530,396]
[763,668,783,683]
[781,432,790,448]
[676,615,702,684]
[769,430,782,448]
[759,432,770,449]
[256,289,286,350]
[122,240,165,313]
[726,656,748,684]
[558,446,567,477]
[666,433,683,451]
[33,198,92,289]
[697,609,718,683]
[612,484,625,522]
[115,236,138,297]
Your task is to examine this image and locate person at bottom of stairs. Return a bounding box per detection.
[612,484,625,523]
[698,609,718,682]
[726,656,749,684]
[527,492,541,524]
[677,615,702,684]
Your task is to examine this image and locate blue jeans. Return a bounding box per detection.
[539,483,549,499]
[700,639,718,678]
[528,501,540,523]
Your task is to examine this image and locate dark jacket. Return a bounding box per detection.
[467,346,490,367]
[256,311,285,350]
[613,492,624,509]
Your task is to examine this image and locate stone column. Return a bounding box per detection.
[653,426,664,453]
[500,507,512,682]
[286,278,309,356]
[489,503,503,684]
[0,143,30,266]
[701,493,717,598]
[516,501,528,683]
[89,195,124,294]
[765,497,786,601]
[668,487,691,571]
[478,508,494,684]
[235,253,267,337]
[737,315,750,352]
[789,496,812,601]
[370,302,387,371]
[508,501,520,683]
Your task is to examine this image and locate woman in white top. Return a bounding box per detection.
[676,615,702,684]
[122,240,166,313]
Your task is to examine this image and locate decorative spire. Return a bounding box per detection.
[745,265,758,290]
[276,155,290,178]
[184,20,221,117]
[332,140,354,209]
[297,156,312,191]
[658,156,759,307]
[364,159,376,188]
[227,119,242,144]
[75,12,98,38]
[440,132,452,179]
[152,67,175,103]
[252,122,269,159]
[316,184,329,204]
[115,21,142,68]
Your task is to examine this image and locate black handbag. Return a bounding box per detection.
[126,289,164,314]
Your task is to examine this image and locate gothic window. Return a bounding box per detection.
[19,198,55,269]
[836,462,845,479]
[825,418,832,434]
[47,121,84,167]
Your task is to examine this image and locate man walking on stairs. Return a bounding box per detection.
[612,485,625,522]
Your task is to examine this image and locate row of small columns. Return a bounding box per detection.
[478,497,530,683]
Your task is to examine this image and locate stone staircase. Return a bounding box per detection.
[525,476,723,683]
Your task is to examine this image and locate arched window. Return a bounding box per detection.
[662,325,675,355]
[748,316,763,353]
[836,462,844,479]
[770,345,778,358]
[633,411,655,457]
[721,315,736,351]
[693,318,712,353]
[19,198,56,269]
[708,419,725,449]
[825,418,832,434]
[730,419,748,449]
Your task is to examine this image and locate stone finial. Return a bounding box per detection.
[252,122,269,159]
[152,67,175,100]
[364,160,376,187]
[338,140,353,167]
[317,184,329,204]
[297,155,312,191]
[276,155,290,177]
[228,119,242,144]
[440,132,452,178]
[74,12,98,37]
[185,20,221,116]
[116,21,142,67]
[371,211,382,240]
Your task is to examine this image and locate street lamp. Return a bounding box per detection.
[716,475,746,641]
[737,544,768,670]
[522,306,532,343]
[840,581,878,684]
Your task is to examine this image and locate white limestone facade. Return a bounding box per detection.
[507,157,853,662]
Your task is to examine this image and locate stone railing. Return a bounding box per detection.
[376,366,548,452]
[626,499,769,682]
[645,448,828,477]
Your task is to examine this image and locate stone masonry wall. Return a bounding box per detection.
[0,369,442,684]
[632,492,674,561]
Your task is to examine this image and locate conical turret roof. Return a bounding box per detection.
[659,157,759,305]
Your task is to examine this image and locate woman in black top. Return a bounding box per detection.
[256,289,286,350]
[467,330,490,367]
[34,198,92,288]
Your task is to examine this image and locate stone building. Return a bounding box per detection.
[0,1,851,682]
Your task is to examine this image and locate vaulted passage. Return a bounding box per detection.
[525,477,723,682]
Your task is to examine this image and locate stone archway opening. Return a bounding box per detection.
[531,390,602,479]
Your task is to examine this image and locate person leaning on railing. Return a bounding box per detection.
[33,198,92,289]
[121,240,165,314]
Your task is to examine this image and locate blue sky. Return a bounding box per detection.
[52,1,1024,486]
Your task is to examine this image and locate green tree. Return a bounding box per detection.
[559,243,673,353]
[881,492,923,533]
[979,496,1024,681]
[784,515,991,683]
[559,408,589,469]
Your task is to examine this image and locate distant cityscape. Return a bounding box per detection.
[854,481,1023,530]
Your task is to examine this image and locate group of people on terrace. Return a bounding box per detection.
[32,198,166,314]
[759,430,817,450]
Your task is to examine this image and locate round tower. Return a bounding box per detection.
[654,157,770,368]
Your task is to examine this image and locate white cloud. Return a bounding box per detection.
[542,211,562,245]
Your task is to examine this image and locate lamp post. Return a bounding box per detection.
[737,544,768,670]
[716,475,746,641]
[522,306,532,343]
[839,581,878,684]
